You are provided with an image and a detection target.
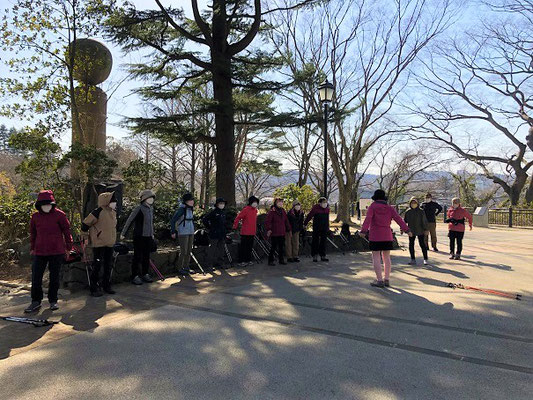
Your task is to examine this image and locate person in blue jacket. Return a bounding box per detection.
[202,198,228,270]
[170,193,195,275]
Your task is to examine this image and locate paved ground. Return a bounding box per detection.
[1,224,532,399]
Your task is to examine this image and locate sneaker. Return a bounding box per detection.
[454,254,461,260]
[313,257,318,262]
[423,260,428,265]
[24,301,41,313]
[49,302,59,311]
[384,280,390,287]
[246,261,254,266]
[177,268,190,275]
[142,274,153,283]
[449,254,456,260]
[370,280,385,288]
[294,258,301,262]
[408,259,416,265]
[268,261,276,266]
[132,275,143,285]
[90,289,103,297]
[321,257,329,262]
[238,262,248,267]
[433,247,439,252]
[103,287,116,295]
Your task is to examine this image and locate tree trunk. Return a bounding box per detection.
[190,142,196,195]
[335,184,354,225]
[509,169,528,205]
[525,177,533,204]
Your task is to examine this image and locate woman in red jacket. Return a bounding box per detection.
[445,197,473,260]
[265,198,291,266]
[25,190,73,313]
[233,196,259,266]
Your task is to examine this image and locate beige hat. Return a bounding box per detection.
[139,189,155,202]
[409,197,419,205]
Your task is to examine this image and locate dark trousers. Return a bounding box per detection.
[132,236,151,278]
[268,236,285,263]
[91,246,113,291]
[449,231,465,255]
[311,231,327,257]
[409,235,428,260]
[239,235,255,262]
[208,238,226,266]
[31,254,63,303]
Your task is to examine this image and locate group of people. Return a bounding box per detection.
[359,189,473,287]
[24,187,473,313]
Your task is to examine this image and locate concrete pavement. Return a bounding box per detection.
[0,225,532,399]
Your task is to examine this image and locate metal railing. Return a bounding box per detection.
[489,208,533,228]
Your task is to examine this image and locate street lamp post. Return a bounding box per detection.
[318,79,334,198]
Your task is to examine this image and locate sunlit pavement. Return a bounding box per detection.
[1,225,532,399]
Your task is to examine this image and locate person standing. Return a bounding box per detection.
[233,196,259,267]
[446,197,473,260]
[359,189,411,288]
[170,193,196,275]
[265,198,291,266]
[25,190,73,313]
[120,189,155,285]
[304,197,330,262]
[404,197,429,265]
[286,200,304,262]
[81,191,118,296]
[202,198,228,270]
[421,193,443,251]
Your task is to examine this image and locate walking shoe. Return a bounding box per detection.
[294,258,301,262]
[268,261,276,266]
[246,261,254,266]
[142,274,153,283]
[313,257,318,262]
[49,302,59,311]
[24,301,41,313]
[132,275,143,285]
[90,289,103,297]
[408,259,416,265]
[103,287,116,295]
[321,257,329,262]
[433,247,439,252]
[177,268,190,275]
[384,280,390,287]
[370,280,385,288]
[454,254,461,260]
[423,260,429,265]
[238,262,248,267]
[449,254,456,260]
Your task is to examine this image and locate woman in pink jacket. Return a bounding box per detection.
[445,197,473,260]
[359,190,411,288]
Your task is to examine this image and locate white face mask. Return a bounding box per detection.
[295,205,301,211]
[251,202,258,208]
[109,202,117,210]
[41,204,52,213]
[217,204,225,210]
[145,198,154,205]
[320,203,328,208]
[426,198,432,202]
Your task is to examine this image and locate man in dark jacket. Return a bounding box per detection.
[265,198,291,266]
[421,193,443,251]
[286,200,304,262]
[25,190,73,313]
[202,198,228,270]
[304,197,330,262]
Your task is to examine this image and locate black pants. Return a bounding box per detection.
[91,246,113,291]
[269,236,285,263]
[409,235,428,260]
[311,231,327,257]
[208,238,226,266]
[239,235,255,262]
[449,231,465,255]
[31,254,63,303]
[132,236,151,278]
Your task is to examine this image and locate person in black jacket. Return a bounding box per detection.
[286,200,304,262]
[304,197,330,262]
[202,198,228,270]
[421,193,443,252]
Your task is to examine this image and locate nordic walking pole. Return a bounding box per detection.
[447,283,522,300]
[224,243,234,267]
[190,253,206,275]
[149,259,165,281]
[2,316,58,328]
[80,240,92,288]
[326,236,344,255]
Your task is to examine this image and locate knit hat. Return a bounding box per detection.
[248,195,259,205]
[371,189,387,201]
[182,193,194,203]
[215,197,226,206]
[139,189,155,202]
[35,190,56,209]
[292,200,301,207]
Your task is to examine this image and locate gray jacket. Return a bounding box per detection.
[121,203,154,238]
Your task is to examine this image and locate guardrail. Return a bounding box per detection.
[488,208,533,228]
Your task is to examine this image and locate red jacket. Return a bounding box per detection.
[361,201,409,242]
[30,207,73,256]
[233,205,258,236]
[265,206,291,237]
[446,207,472,232]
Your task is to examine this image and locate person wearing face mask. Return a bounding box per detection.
[421,192,443,252]
[81,191,118,296]
[25,190,73,313]
[265,198,291,266]
[233,196,259,266]
[202,198,228,270]
[404,197,429,265]
[304,197,331,262]
[121,189,155,285]
[445,197,473,260]
[170,193,196,275]
[286,200,304,262]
